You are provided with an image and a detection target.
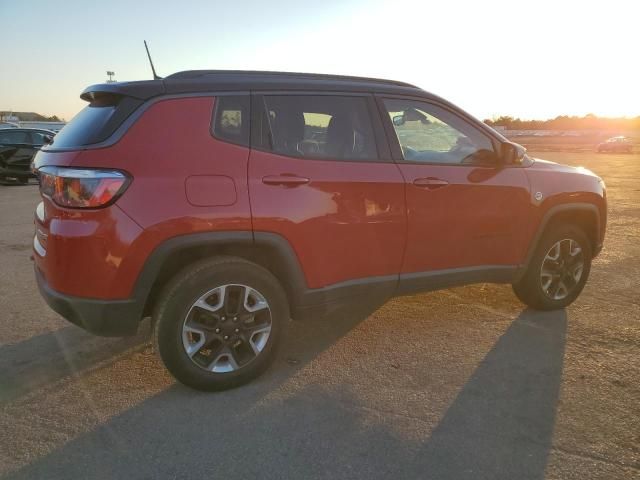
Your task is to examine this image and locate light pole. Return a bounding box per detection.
[106,71,116,83]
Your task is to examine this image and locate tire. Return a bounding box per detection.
[153,256,289,391]
[513,225,592,310]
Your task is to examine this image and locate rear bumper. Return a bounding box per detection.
[35,266,142,337]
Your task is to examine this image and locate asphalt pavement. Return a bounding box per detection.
[0,151,638,479]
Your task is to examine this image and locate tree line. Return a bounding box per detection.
[484,114,640,131]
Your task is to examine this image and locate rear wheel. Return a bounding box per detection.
[154,256,289,391]
[513,225,592,310]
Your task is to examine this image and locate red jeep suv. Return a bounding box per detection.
[33,71,606,391]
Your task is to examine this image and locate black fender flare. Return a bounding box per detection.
[130,230,309,312]
[515,203,601,281]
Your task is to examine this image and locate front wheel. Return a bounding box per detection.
[513,225,592,310]
[154,256,289,391]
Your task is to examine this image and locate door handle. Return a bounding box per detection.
[262,174,310,187]
[413,177,449,190]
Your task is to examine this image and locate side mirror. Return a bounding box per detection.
[393,115,405,127]
[43,135,53,145]
[460,148,500,166]
[501,141,526,165]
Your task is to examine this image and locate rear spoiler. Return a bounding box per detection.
[80,80,165,102]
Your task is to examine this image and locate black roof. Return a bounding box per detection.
[81,70,426,101]
[166,70,417,87]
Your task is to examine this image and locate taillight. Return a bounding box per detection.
[38,166,130,208]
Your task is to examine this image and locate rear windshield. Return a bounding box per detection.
[48,94,142,149]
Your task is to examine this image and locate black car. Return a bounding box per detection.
[0,128,55,183]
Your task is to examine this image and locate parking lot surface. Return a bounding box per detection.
[0,151,638,479]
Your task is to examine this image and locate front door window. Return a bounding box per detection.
[383,99,495,165]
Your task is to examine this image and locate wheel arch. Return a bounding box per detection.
[135,231,308,319]
[516,203,601,281]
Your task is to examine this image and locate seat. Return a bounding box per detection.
[271,110,305,155]
[325,115,355,159]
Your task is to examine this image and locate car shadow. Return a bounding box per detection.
[3,306,567,480]
[415,308,567,479]
[0,321,152,404]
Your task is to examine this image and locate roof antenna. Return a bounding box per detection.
[144,40,162,80]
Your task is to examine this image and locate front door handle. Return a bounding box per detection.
[413,177,450,190]
[262,174,310,187]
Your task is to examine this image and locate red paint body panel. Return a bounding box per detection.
[397,164,532,272]
[523,158,607,249]
[248,150,406,288]
[71,98,252,233]
[33,198,143,298]
[34,97,252,299]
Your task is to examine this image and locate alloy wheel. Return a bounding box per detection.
[540,239,585,301]
[181,284,272,373]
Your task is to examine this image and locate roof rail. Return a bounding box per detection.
[166,70,418,89]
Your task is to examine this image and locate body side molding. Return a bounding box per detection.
[397,266,517,296]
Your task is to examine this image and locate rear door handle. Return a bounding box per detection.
[413,177,449,190]
[262,174,310,187]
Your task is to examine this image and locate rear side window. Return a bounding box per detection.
[261,95,377,161]
[212,95,250,147]
[48,94,142,149]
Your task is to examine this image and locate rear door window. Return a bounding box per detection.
[261,95,378,161]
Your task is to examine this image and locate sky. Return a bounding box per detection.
[0,0,637,122]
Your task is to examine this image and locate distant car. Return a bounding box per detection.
[597,136,633,153]
[0,128,54,183]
